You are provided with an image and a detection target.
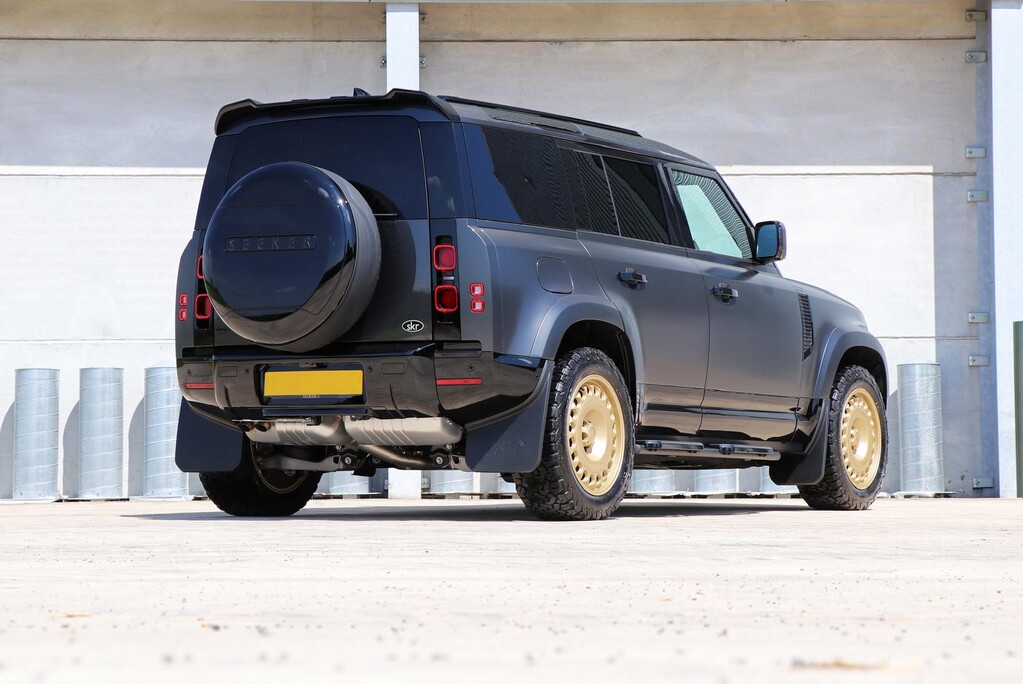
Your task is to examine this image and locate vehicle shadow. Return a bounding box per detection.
[125,498,807,523]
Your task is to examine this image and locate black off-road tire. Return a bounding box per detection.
[799,365,888,511]
[200,442,322,517]
[515,347,635,521]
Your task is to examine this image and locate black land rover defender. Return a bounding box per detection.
[175,89,888,520]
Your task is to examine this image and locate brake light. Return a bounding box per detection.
[433,244,456,271]
[434,285,458,313]
[185,382,214,390]
[194,294,212,320]
[196,255,204,280]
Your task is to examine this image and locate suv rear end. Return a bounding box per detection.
[175,91,552,513]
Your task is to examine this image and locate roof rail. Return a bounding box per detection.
[438,95,641,137]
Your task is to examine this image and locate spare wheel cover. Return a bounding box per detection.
[202,162,381,350]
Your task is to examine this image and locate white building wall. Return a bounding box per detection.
[418,1,987,493]
[0,1,386,496]
[0,0,1002,496]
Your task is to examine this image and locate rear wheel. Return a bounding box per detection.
[515,347,634,521]
[799,365,888,511]
[200,442,322,517]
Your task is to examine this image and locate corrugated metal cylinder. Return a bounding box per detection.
[429,469,475,494]
[79,368,124,499]
[321,471,371,496]
[13,368,60,500]
[144,367,186,497]
[898,363,944,493]
[759,466,798,494]
[480,472,517,495]
[629,469,676,494]
[694,469,739,494]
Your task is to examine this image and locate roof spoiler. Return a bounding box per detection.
[214,88,461,135]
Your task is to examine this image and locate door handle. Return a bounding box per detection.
[711,284,739,302]
[618,271,648,288]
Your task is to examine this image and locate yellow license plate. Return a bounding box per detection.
[263,370,363,398]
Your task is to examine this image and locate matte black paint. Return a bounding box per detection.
[175,399,245,473]
[176,89,887,485]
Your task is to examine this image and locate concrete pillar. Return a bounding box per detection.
[386,3,420,91]
[385,2,422,499]
[993,1,1023,496]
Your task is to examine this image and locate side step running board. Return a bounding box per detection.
[636,439,781,462]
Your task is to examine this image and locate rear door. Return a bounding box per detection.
[565,149,708,434]
[667,166,803,443]
[213,115,435,346]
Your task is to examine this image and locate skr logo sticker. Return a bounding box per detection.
[402,320,425,333]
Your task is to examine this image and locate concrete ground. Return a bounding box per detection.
[0,497,1020,683]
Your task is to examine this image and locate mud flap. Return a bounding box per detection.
[174,399,246,473]
[463,361,553,473]
[769,423,826,486]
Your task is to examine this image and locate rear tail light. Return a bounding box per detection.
[185,382,214,390]
[433,285,458,313]
[433,244,456,271]
[196,255,204,280]
[194,293,212,320]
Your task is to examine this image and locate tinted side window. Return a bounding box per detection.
[464,125,575,230]
[671,170,752,259]
[604,158,671,245]
[228,116,427,220]
[561,150,618,236]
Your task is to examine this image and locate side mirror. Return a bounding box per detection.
[754,221,787,263]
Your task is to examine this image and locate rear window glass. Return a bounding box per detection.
[562,150,618,236]
[604,158,671,245]
[226,116,428,220]
[464,125,575,230]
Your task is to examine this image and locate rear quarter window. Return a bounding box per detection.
[226,116,428,220]
[464,125,575,230]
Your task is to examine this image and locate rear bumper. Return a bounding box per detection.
[177,343,545,426]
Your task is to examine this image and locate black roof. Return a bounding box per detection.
[215,88,710,168]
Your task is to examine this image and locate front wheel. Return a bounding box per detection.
[200,442,322,517]
[799,365,888,511]
[515,347,635,521]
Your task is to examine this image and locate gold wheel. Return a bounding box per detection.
[566,373,626,497]
[840,387,882,490]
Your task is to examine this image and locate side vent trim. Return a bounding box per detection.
[797,291,814,360]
